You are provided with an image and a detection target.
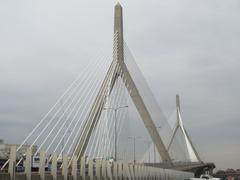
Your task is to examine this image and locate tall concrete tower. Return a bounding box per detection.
[114,3,124,63]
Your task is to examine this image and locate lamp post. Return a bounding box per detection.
[128,136,141,163]
[103,105,128,161]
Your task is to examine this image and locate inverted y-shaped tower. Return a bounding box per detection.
[168,95,201,162]
[73,3,172,164]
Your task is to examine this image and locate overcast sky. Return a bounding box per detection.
[0,0,240,170]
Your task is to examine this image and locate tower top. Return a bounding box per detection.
[116,2,122,7]
[176,94,180,110]
[114,2,124,62]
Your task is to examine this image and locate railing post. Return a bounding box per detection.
[140,165,143,180]
[143,166,147,180]
[122,163,126,180]
[101,160,107,179]
[157,168,160,180]
[164,169,168,180]
[62,154,68,180]
[147,167,150,180]
[107,161,113,180]
[134,164,137,180]
[118,163,123,180]
[139,165,142,180]
[143,165,146,180]
[141,166,144,180]
[135,165,139,180]
[39,150,45,180]
[80,156,86,179]
[137,165,140,180]
[154,168,157,180]
[154,168,156,180]
[129,164,134,180]
[113,162,117,180]
[8,146,16,180]
[25,148,32,180]
[71,155,77,180]
[123,163,130,180]
[147,166,150,180]
[51,153,58,180]
[96,160,101,180]
[88,159,94,180]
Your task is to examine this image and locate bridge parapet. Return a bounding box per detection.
[0,147,194,180]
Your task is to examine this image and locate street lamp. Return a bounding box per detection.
[128,136,141,163]
[103,105,128,161]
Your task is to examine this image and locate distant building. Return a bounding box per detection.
[0,140,37,160]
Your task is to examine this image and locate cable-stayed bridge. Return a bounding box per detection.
[0,3,215,180]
